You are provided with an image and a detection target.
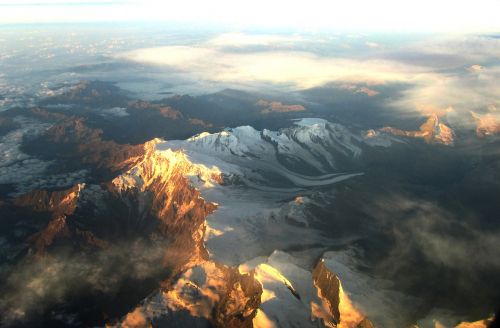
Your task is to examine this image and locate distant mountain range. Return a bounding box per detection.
[0,80,499,327]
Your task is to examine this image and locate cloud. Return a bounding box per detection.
[468,64,484,73]
[365,41,380,48]
[115,32,499,129]
[0,238,175,325]
[388,35,500,67]
[471,107,500,136]
[116,45,423,89]
[392,64,500,124]
[206,32,303,48]
[346,190,500,324]
[381,35,500,121]
[397,207,500,271]
[0,117,88,195]
[0,118,51,184]
[99,107,129,117]
[367,35,500,122]
[370,194,500,285]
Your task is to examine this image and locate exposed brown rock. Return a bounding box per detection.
[109,146,261,328]
[119,261,262,328]
[14,136,220,262]
[42,80,128,107]
[381,114,454,145]
[357,318,375,328]
[313,260,341,322]
[14,184,82,215]
[128,100,183,119]
[13,184,102,255]
[340,84,380,97]
[256,99,306,114]
[313,260,373,328]
[14,184,109,255]
[41,118,145,172]
[29,107,69,121]
[455,317,493,328]
[189,118,213,128]
[212,266,262,328]
[120,307,151,328]
[111,145,219,267]
[471,111,500,137]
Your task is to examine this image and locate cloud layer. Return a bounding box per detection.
[116,33,500,126]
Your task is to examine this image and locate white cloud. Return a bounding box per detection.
[0,117,88,195]
[467,64,484,73]
[116,33,500,124]
[116,45,425,89]
[206,32,303,48]
[0,118,51,186]
[393,64,500,123]
[365,42,380,48]
[99,107,129,117]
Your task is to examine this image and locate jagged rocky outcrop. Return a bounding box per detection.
[40,80,130,108]
[118,261,262,328]
[381,114,455,145]
[313,261,342,322]
[110,140,220,267]
[128,100,183,120]
[109,143,264,327]
[471,111,500,137]
[24,138,221,264]
[12,183,109,256]
[0,139,222,326]
[313,260,373,328]
[37,118,146,172]
[1,114,497,327]
[14,184,82,215]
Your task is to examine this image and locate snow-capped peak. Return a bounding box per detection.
[292,117,329,127]
[169,118,368,176]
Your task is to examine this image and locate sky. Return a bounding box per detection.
[0,0,499,33]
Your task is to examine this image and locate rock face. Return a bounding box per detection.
[313,260,373,328]
[313,261,342,322]
[119,261,262,328]
[2,114,496,327]
[471,111,500,137]
[109,144,263,327]
[256,99,306,114]
[40,80,130,108]
[454,318,493,328]
[14,184,83,215]
[128,100,183,120]
[40,118,146,173]
[0,138,222,325]
[381,114,455,145]
[110,140,220,267]
[13,183,108,256]
[10,138,219,263]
